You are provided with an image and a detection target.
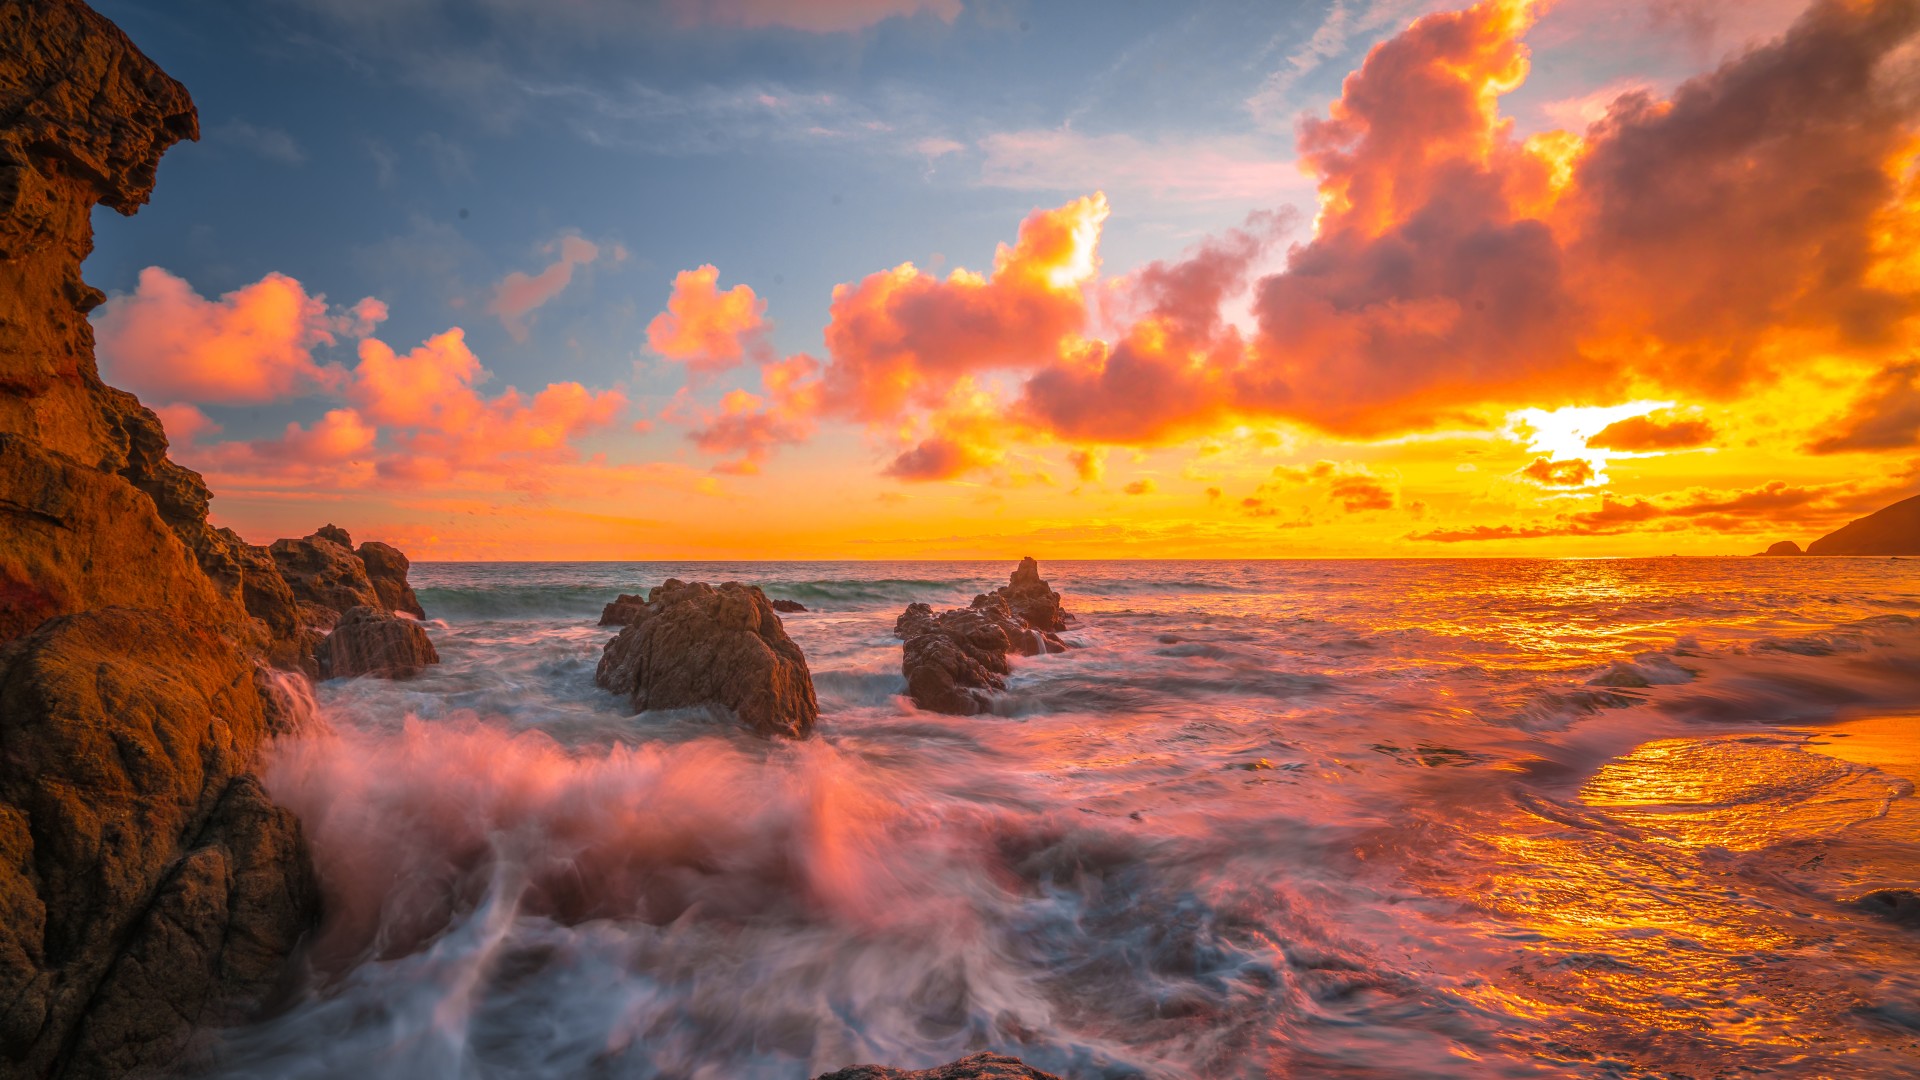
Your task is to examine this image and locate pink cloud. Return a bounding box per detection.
[647,265,770,375]
[489,234,601,342]
[93,267,385,405]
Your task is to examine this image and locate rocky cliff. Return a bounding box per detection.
[1806,493,1920,556]
[0,4,413,1075]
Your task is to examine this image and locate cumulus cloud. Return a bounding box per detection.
[647,265,770,375]
[685,354,822,474]
[1587,411,1717,451]
[94,268,386,405]
[1123,478,1156,495]
[489,234,601,342]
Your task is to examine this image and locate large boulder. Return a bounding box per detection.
[356,540,424,618]
[0,608,319,1079]
[269,531,383,617]
[814,1053,1061,1079]
[317,606,439,680]
[594,579,818,738]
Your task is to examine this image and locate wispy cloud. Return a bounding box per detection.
[211,119,307,164]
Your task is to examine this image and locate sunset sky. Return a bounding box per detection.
[85,0,1920,559]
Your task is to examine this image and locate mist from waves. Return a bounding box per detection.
[212,559,1920,1078]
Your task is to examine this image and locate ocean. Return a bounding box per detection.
[213,559,1920,1078]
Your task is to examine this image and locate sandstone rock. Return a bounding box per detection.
[1807,493,1920,555]
[318,606,439,680]
[595,580,818,738]
[814,1053,1062,1080]
[0,608,318,1079]
[772,598,808,613]
[270,530,383,616]
[0,4,328,1073]
[993,556,1070,632]
[313,523,353,548]
[357,540,425,618]
[600,593,648,626]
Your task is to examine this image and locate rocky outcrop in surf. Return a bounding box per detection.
[814,1053,1062,1079]
[1758,540,1805,556]
[895,559,1070,715]
[0,4,411,1073]
[772,598,808,612]
[600,593,648,626]
[318,606,440,680]
[595,579,819,738]
[357,539,424,618]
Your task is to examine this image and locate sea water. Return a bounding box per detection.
[210,559,1920,1078]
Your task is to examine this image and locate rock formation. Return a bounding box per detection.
[317,606,440,680]
[0,4,417,1073]
[991,555,1071,632]
[600,593,648,626]
[896,560,1070,715]
[1758,540,1805,556]
[772,598,808,613]
[595,579,819,738]
[270,530,385,625]
[357,539,424,618]
[813,1053,1062,1079]
[1807,493,1920,555]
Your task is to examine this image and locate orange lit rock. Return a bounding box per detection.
[813,1053,1062,1079]
[317,606,439,680]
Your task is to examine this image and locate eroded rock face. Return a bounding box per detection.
[0,608,320,1079]
[318,606,439,680]
[896,560,1070,715]
[595,579,818,738]
[357,540,424,618]
[813,1053,1062,1080]
[270,531,384,618]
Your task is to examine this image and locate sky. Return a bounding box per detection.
[82,0,1920,559]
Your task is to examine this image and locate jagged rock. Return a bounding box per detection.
[270,530,383,617]
[772,598,808,613]
[895,560,1070,715]
[357,540,424,618]
[600,593,648,626]
[896,602,1013,715]
[0,4,330,1074]
[313,523,353,548]
[595,579,818,739]
[1759,540,1805,556]
[0,608,319,1079]
[813,1053,1062,1080]
[993,556,1070,632]
[1807,493,1920,555]
[317,606,439,680]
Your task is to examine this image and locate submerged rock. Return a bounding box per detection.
[814,1053,1062,1079]
[1855,888,1920,928]
[896,559,1070,715]
[318,606,439,680]
[772,598,808,613]
[595,579,819,738]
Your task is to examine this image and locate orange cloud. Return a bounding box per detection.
[1806,360,1920,453]
[1587,412,1716,451]
[647,265,770,375]
[1519,456,1597,487]
[685,354,821,474]
[93,267,385,405]
[489,234,600,342]
[820,193,1109,423]
[1413,476,1918,542]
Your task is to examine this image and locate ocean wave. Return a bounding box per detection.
[415,585,617,621]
